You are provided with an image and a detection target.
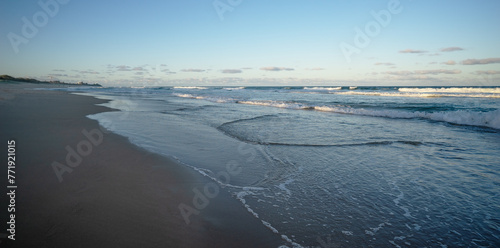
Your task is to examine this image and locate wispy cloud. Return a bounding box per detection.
[462,58,500,65]
[132,67,145,71]
[75,70,100,74]
[442,60,456,65]
[473,70,500,75]
[161,69,176,74]
[440,47,464,52]
[181,69,206,72]
[386,69,461,76]
[415,69,461,75]
[399,49,427,54]
[385,71,412,76]
[222,69,242,74]
[374,62,394,66]
[48,73,68,77]
[260,67,294,71]
[426,53,441,56]
[52,69,66,72]
[116,65,132,71]
[308,67,325,70]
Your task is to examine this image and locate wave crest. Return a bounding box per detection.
[173,86,208,90]
[398,87,500,94]
[304,87,342,91]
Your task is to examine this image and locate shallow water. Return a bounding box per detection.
[66,86,499,247]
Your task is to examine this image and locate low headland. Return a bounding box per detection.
[0,74,102,87]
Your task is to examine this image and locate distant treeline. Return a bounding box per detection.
[0,75,102,87]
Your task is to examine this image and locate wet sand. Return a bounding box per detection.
[0,82,284,247]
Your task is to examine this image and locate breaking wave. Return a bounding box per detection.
[171,91,500,129]
[173,86,208,90]
[333,91,500,98]
[398,87,500,94]
[235,100,500,129]
[304,87,342,91]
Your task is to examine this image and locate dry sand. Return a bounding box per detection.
[0,82,284,247]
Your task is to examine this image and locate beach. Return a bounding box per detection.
[1,82,499,247]
[2,1,499,247]
[0,82,285,247]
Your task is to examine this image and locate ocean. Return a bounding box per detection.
[61,86,499,247]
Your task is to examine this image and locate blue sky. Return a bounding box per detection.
[1,0,499,86]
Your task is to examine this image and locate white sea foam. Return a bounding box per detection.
[277,178,295,196]
[349,86,358,90]
[239,100,500,129]
[172,93,233,102]
[398,87,500,94]
[237,100,308,109]
[172,93,197,98]
[173,86,208,90]
[174,94,500,129]
[304,86,342,91]
[333,91,500,98]
[334,91,440,98]
[235,188,304,248]
[223,87,245,91]
[314,106,500,129]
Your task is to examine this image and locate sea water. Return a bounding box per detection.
[63,86,499,247]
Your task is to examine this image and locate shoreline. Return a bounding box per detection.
[0,82,284,247]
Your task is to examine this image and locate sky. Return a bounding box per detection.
[1,0,500,86]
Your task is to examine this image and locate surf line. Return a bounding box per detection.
[178,143,255,225]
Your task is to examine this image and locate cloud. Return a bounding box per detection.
[473,70,500,75]
[442,60,456,65]
[52,69,66,72]
[461,58,500,65]
[260,67,294,71]
[181,69,205,72]
[385,71,413,76]
[75,70,100,74]
[308,67,325,70]
[132,67,145,71]
[241,67,253,70]
[48,73,68,77]
[440,47,464,52]
[386,69,461,76]
[415,69,461,75]
[399,49,427,54]
[161,69,176,74]
[222,69,242,74]
[116,65,131,71]
[374,62,394,66]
